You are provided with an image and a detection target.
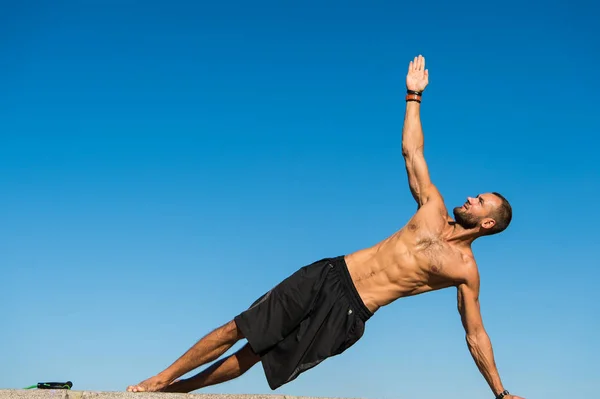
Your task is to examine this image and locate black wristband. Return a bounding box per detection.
[495,390,509,399]
[406,89,423,96]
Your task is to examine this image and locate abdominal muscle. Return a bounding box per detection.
[344,231,455,314]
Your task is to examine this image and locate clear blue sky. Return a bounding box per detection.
[1,1,598,399]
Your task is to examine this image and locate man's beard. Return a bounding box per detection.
[453,207,479,229]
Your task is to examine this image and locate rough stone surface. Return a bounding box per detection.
[0,391,338,399]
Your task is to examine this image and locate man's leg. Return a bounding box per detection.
[163,343,260,393]
[127,319,244,392]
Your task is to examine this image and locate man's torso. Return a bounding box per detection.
[344,198,478,314]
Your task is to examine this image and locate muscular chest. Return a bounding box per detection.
[403,204,465,280]
[409,230,464,279]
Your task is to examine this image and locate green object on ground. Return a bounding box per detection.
[23,382,73,390]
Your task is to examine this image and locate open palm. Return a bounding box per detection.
[406,55,429,92]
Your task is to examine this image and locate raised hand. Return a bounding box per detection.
[406,55,429,92]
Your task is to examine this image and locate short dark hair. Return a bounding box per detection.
[487,192,512,235]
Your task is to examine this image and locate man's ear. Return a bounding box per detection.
[480,218,496,230]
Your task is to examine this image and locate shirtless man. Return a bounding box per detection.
[127,55,525,399]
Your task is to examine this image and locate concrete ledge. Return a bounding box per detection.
[0,391,332,399]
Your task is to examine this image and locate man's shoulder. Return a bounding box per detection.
[414,183,448,211]
[423,184,446,206]
[415,192,450,222]
[459,256,480,290]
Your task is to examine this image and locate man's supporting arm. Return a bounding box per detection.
[457,280,507,397]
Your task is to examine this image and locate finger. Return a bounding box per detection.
[413,57,418,70]
[421,55,426,71]
[408,60,413,72]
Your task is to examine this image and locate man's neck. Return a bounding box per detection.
[445,221,480,247]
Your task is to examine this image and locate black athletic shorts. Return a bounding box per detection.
[234,255,373,390]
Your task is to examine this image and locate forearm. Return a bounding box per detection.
[466,332,505,396]
[401,101,424,156]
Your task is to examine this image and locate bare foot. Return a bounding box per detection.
[126,375,170,392]
[161,379,188,393]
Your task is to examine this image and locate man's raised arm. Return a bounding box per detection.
[401,55,441,207]
[457,274,525,399]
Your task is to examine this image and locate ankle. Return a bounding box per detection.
[155,372,174,385]
[163,378,191,393]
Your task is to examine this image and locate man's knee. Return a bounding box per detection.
[220,319,245,341]
[237,343,260,371]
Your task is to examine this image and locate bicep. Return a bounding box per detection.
[404,150,440,206]
[457,282,484,336]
